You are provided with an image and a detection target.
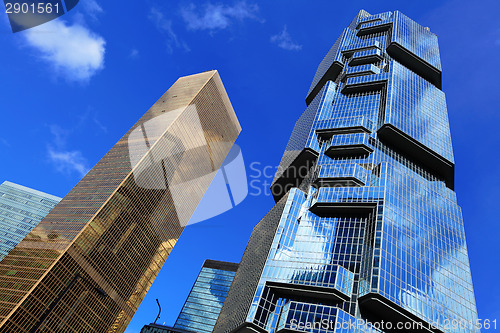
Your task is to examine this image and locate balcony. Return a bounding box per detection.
[315,116,373,140]
[266,264,354,304]
[356,12,392,27]
[356,17,382,29]
[341,40,380,56]
[315,163,370,187]
[344,64,381,79]
[309,186,383,216]
[357,19,393,36]
[324,133,373,159]
[341,72,388,94]
[349,48,383,66]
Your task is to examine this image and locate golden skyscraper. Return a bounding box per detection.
[0,70,241,332]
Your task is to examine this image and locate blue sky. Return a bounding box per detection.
[1,0,499,331]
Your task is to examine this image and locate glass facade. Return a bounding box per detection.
[0,181,61,261]
[0,70,241,333]
[139,260,238,333]
[215,10,479,333]
[174,260,238,333]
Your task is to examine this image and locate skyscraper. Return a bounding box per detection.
[141,260,238,333]
[0,181,61,261]
[214,10,479,333]
[0,70,241,332]
[174,260,238,333]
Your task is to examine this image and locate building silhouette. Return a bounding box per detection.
[0,181,61,261]
[0,70,241,332]
[214,10,479,333]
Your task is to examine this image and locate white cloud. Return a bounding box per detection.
[180,1,259,31]
[129,48,139,58]
[49,124,69,147]
[149,7,189,53]
[81,0,103,19]
[46,124,90,178]
[92,115,107,133]
[0,138,10,147]
[24,19,105,81]
[271,25,302,51]
[48,146,89,177]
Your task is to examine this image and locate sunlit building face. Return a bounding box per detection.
[0,70,241,333]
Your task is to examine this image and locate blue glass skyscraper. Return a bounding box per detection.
[141,260,238,333]
[214,10,479,333]
[174,260,238,333]
[0,181,61,261]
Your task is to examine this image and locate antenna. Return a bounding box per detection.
[153,299,161,324]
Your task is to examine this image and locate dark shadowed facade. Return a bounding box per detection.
[0,70,241,333]
[214,10,479,333]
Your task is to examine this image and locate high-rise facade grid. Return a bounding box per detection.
[214,10,479,333]
[0,70,241,333]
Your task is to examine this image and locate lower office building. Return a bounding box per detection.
[175,260,238,333]
[0,181,61,261]
[141,260,238,333]
[141,324,192,333]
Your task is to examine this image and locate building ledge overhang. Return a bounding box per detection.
[357,21,393,36]
[271,148,318,203]
[377,124,454,189]
[306,61,343,106]
[310,201,377,217]
[358,293,445,333]
[266,280,350,303]
[386,42,442,89]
